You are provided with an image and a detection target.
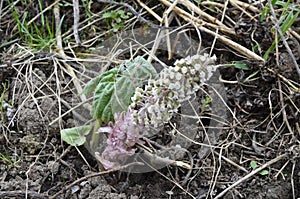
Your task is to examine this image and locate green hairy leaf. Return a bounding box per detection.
[61,125,92,146]
[91,56,158,122]
[92,82,114,121]
[82,68,118,95]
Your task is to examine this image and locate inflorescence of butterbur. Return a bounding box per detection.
[98,53,218,169]
[98,110,144,169]
[131,53,217,129]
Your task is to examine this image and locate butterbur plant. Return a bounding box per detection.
[61,54,218,170]
[97,54,218,169]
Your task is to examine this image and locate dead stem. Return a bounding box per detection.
[136,0,163,22]
[214,153,288,199]
[53,4,89,109]
[159,0,265,62]
[73,0,81,45]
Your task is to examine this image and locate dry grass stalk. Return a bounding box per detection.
[159,0,265,62]
[136,0,163,22]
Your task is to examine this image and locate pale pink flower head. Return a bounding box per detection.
[98,109,144,170]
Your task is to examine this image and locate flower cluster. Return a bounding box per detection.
[131,53,217,129]
[98,54,217,169]
[97,109,143,170]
